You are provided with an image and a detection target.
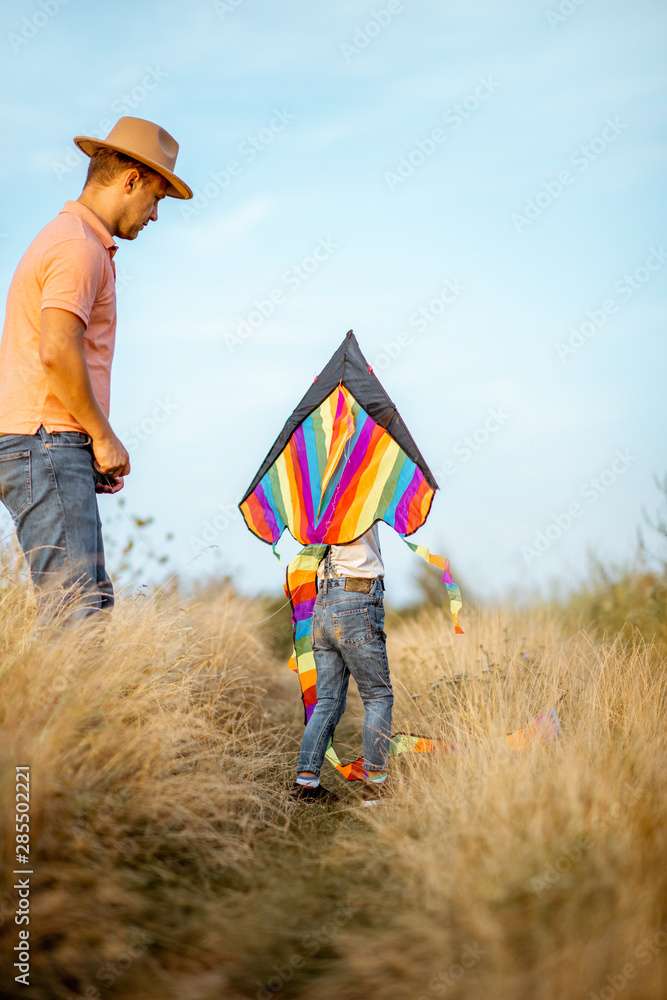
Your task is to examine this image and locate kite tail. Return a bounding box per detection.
[324,734,466,782]
[324,713,562,780]
[401,538,464,634]
[324,741,367,780]
[284,543,327,721]
[389,733,466,755]
[505,707,562,751]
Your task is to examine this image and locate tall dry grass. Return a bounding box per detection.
[1,571,666,999]
[0,579,295,999]
[308,607,667,1000]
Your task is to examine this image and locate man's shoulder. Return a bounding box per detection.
[32,209,96,252]
[18,212,105,277]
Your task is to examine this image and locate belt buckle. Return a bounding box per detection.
[344,577,372,593]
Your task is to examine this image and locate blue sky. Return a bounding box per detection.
[0,0,665,604]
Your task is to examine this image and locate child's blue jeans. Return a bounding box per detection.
[297,577,393,776]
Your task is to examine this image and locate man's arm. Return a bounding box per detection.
[39,307,130,481]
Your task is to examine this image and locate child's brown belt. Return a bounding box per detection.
[343,577,381,593]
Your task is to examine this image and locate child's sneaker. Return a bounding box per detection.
[360,781,388,806]
[288,782,340,804]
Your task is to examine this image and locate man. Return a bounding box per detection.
[0,117,192,619]
[289,525,394,806]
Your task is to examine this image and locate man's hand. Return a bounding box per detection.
[92,431,130,479]
[95,475,125,495]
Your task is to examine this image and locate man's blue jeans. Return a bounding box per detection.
[297,577,393,776]
[0,427,113,617]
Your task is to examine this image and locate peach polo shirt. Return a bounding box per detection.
[0,201,117,434]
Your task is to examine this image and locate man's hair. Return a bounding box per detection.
[84,147,161,189]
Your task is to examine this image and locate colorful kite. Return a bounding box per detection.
[240,331,561,777]
[238,330,465,774]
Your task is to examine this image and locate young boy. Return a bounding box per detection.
[289,525,393,805]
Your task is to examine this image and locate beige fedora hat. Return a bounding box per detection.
[74,116,192,200]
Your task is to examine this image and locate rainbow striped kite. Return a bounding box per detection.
[240,330,463,776]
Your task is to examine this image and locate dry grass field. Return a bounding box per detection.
[0,555,666,999]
